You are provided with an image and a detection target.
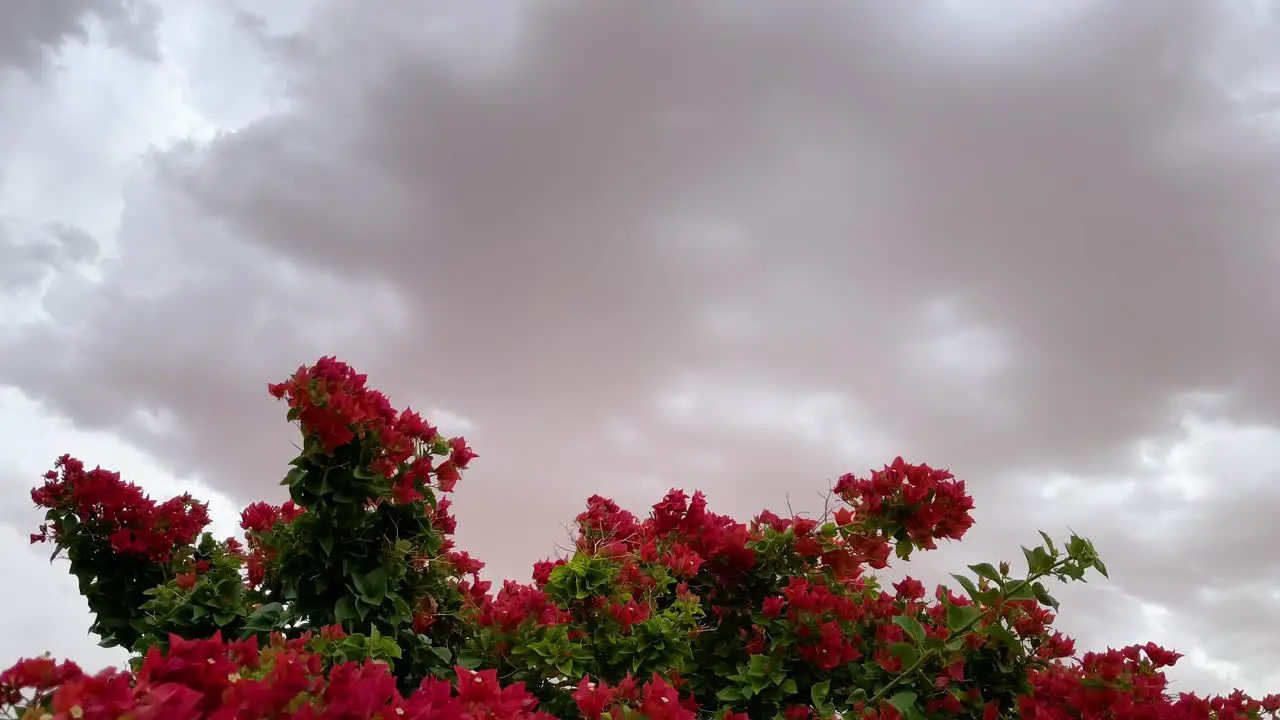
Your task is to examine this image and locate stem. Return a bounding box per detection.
[865,559,1068,707]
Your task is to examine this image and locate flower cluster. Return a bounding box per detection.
[238,500,305,588]
[30,454,210,563]
[833,456,975,555]
[1018,645,1280,719]
[1,630,553,720]
[572,675,699,720]
[267,356,476,504]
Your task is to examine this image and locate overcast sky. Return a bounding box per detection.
[2,0,1279,697]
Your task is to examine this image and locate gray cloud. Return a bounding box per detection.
[0,0,159,75]
[0,220,99,291]
[3,0,1280,693]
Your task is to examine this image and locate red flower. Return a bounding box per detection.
[573,677,617,720]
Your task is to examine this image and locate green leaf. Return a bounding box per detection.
[887,691,919,714]
[429,646,452,663]
[1022,545,1054,575]
[949,573,980,600]
[1094,559,1109,578]
[379,639,403,660]
[981,624,1020,650]
[968,563,1002,582]
[1066,534,1087,558]
[352,571,371,597]
[1002,582,1036,602]
[810,680,830,708]
[368,567,389,593]
[892,616,927,646]
[242,602,285,635]
[392,595,412,621]
[717,687,745,702]
[353,567,389,603]
[318,533,334,557]
[888,642,919,667]
[1037,531,1057,555]
[779,678,798,694]
[945,602,982,633]
[1031,581,1060,610]
[895,542,913,561]
[334,596,358,624]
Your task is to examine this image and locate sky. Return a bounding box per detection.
[2,0,1279,697]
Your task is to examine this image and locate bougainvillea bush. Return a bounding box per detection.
[4,358,1277,720]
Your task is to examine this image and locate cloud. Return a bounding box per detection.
[2,0,1279,694]
[0,220,98,292]
[0,0,159,76]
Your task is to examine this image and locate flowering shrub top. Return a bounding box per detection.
[5,357,1277,720]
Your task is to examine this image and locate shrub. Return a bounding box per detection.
[3,357,1276,719]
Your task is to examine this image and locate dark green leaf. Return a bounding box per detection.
[1031,582,1059,610]
[335,596,358,624]
[887,691,919,714]
[1022,545,1054,575]
[366,567,389,595]
[949,573,980,600]
[968,563,1002,583]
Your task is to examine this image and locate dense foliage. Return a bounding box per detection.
[3,357,1276,719]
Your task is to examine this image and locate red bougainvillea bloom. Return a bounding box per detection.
[30,455,210,563]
